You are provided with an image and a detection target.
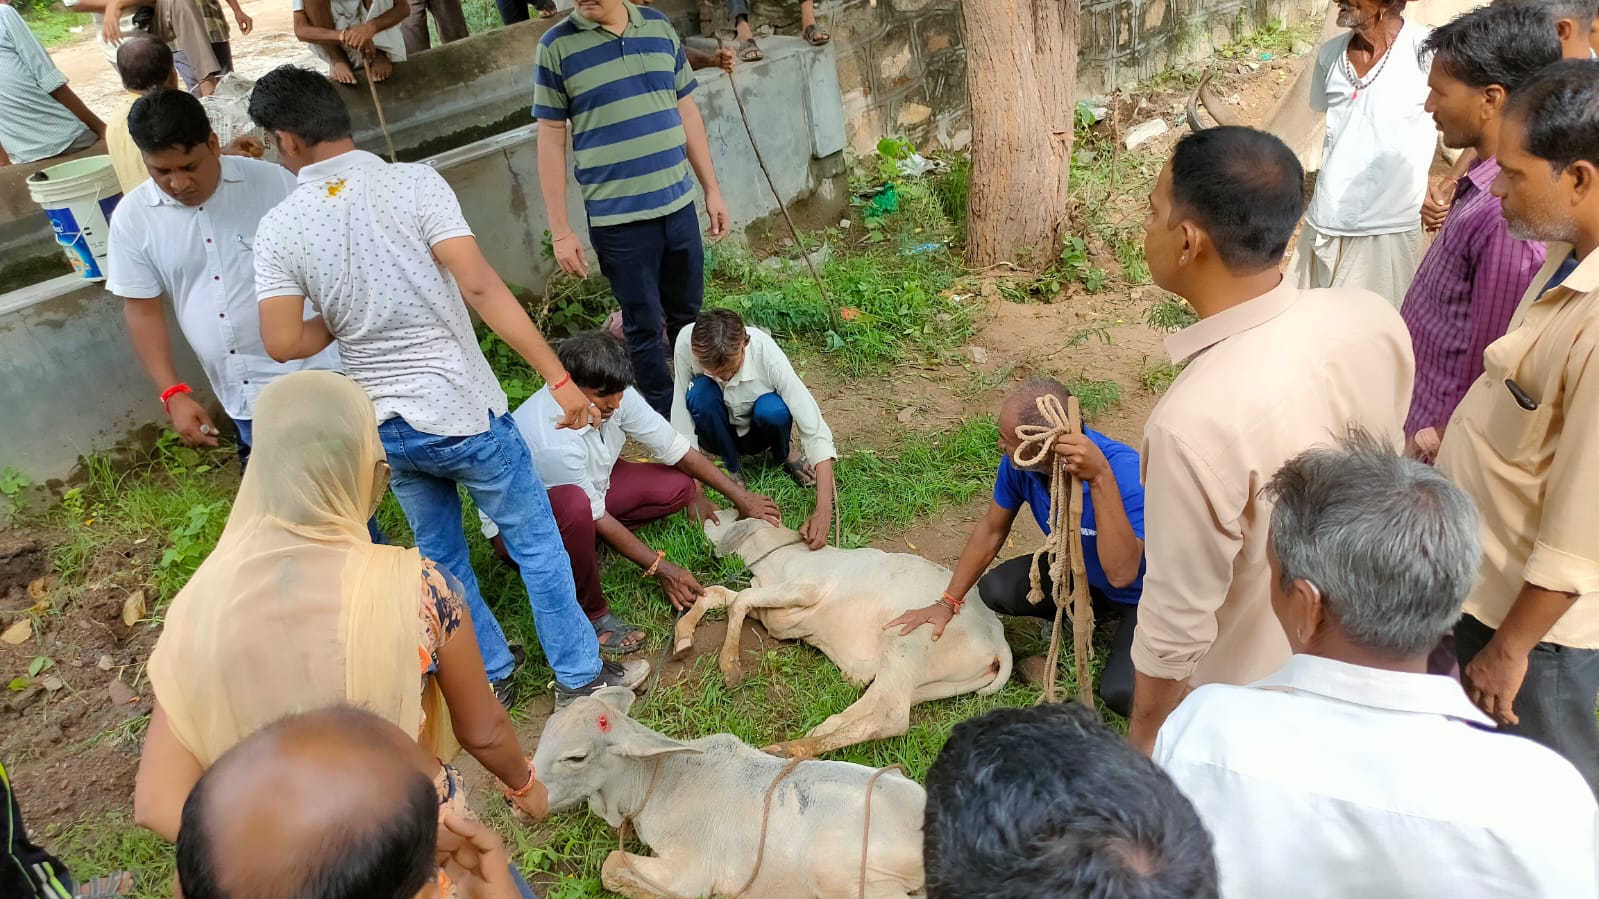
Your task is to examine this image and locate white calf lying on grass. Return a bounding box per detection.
[673,511,1014,759]
[534,686,927,899]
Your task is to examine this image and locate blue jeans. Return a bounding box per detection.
[232,417,388,545]
[588,203,705,418]
[684,377,792,475]
[377,412,600,688]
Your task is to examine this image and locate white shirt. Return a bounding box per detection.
[479,385,690,537]
[1305,20,1436,236]
[669,326,837,463]
[107,156,341,420]
[0,5,89,165]
[1155,655,1599,899]
[254,150,506,437]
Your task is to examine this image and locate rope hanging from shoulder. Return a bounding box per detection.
[1010,393,1094,705]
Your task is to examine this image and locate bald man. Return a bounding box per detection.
[175,707,528,899]
[886,378,1148,715]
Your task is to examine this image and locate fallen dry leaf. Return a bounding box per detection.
[0,618,32,645]
[121,590,147,628]
[40,676,64,693]
[27,577,49,600]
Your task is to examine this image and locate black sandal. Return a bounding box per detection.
[803,23,830,46]
[593,612,646,654]
[783,454,817,488]
[739,37,764,61]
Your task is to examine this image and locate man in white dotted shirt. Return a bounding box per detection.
[250,65,645,706]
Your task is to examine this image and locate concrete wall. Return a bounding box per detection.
[721,0,1321,156]
[0,31,846,483]
[419,35,846,294]
[0,276,209,486]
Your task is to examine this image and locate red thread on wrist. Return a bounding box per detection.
[160,383,192,412]
[500,758,538,797]
[550,372,572,391]
[939,591,965,614]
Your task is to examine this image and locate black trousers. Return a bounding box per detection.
[1456,613,1599,794]
[3,760,72,898]
[978,553,1137,717]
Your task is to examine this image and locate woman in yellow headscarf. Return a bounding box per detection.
[133,371,548,842]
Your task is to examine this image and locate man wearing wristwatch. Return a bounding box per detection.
[886,379,1147,716]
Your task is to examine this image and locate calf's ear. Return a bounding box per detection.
[611,726,702,760]
[593,686,639,716]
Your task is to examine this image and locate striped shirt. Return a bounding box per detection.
[0,5,90,165]
[1399,157,1546,437]
[533,2,698,227]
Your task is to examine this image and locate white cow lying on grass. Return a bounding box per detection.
[673,511,1013,759]
[534,686,927,899]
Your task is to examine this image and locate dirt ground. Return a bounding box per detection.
[49,0,315,120]
[2,37,1313,854]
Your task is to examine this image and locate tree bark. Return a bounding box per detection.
[963,0,1079,268]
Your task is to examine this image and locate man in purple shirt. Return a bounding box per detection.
[1402,4,1561,461]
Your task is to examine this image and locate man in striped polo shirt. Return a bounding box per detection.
[534,0,728,418]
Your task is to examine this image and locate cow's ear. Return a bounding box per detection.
[593,686,639,716]
[611,726,701,760]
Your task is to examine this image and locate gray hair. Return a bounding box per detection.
[1266,430,1481,657]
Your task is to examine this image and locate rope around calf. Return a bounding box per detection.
[615,758,903,899]
[1011,393,1094,705]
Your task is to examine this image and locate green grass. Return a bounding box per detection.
[1146,294,1200,332]
[19,3,90,46]
[1067,377,1124,420]
[1138,357,1186,395]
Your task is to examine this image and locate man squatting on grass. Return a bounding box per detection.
[887,378,1148,717]
[250,65,647,706]
[671,308,840,549]
[483,330,781,655]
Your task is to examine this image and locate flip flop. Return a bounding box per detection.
[803,23,830,46]
[593,612,647,655]
[783,455,817,488]
[739,37,764,61]
[536,6,556,17]
[78,872,134,898]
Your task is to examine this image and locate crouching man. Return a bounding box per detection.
[670,308,839,549]
[487,330,781,654]
[886,378,1147,715]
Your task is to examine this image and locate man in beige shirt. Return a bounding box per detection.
[1127,126,1414,754]
[1437,60,1599,793]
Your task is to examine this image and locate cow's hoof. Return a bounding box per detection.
[761,741,792,758]
[721,664,747,688]
[670,636,694,659]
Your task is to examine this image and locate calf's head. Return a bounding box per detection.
[533,687,700,813]
[704,508,777,558]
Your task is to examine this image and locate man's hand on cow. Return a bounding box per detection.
[1052,433,1110,484]
[800,506,831,550]
[656,561,705,611]
[733,490,781,526]
[883,602,955,641]
[168,393,221,448]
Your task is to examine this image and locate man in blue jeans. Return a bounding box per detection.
[250,65,646,706]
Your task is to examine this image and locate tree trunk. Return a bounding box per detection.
[963,0,1079,269]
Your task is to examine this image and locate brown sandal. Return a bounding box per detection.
[803,23,830,46]
[739,37,764,61]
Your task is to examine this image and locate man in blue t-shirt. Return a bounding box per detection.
[887,379,1146,715]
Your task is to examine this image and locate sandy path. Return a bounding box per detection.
[49,0,318,119]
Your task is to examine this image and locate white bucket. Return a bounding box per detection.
[26,156,124,282]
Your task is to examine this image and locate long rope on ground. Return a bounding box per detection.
[1011,393,1094,705]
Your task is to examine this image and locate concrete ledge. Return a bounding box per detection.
[0,275,208,485]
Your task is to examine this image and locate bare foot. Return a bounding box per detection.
[328,58,356,84]
[198,75,220,97]
[368,51,393,82]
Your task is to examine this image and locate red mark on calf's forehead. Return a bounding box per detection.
[597,714,611,733]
